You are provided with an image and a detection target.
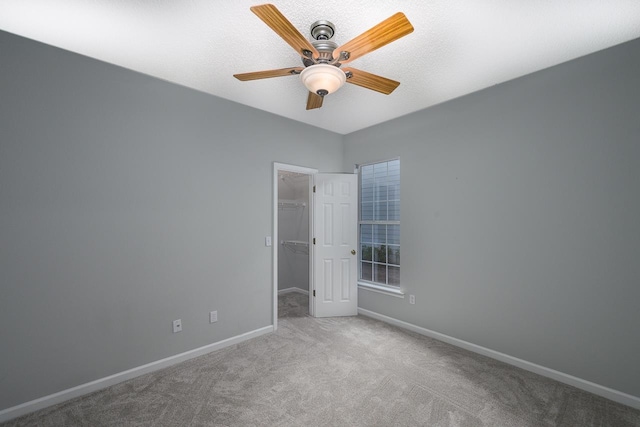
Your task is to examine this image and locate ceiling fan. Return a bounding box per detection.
[233,4,414,110]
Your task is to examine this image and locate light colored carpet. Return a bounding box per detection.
[4,292,640,426]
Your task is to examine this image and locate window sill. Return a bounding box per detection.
[358,282,405,298]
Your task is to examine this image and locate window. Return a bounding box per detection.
[359,159,400,287]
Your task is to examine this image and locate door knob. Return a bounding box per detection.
[351,249,356,255]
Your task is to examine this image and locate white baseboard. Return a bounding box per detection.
[0,325,273,423]
[357,308,640,410]
[278,287,309,295]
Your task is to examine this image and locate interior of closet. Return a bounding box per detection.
[277,171,310,299]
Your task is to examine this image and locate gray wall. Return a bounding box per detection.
[344,38,640,397]
[0,30,343,410]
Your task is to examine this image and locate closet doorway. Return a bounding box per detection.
[273,163,317,330]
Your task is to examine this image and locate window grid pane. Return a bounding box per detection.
[359,160,400,287]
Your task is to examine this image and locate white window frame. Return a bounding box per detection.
[356,159,404,298]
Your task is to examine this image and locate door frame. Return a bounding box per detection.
[272,162,318,331]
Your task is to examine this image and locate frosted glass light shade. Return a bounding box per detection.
[300,64,346,96]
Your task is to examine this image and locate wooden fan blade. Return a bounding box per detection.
[342,67,400,95]
[251,4,318,59]
[333,12,413,64]
[234,67,303,81]
[306,92,324,110]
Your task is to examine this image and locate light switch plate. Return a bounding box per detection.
[265,236,272,247]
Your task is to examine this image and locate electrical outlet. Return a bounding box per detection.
[409,295,415,305]
[209,311,218,323]
[173,319,182,333]
[265,236,272,247]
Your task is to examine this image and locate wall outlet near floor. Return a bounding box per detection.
[173,319,182,333]
[409,295,416,305]
[210,311,218,323]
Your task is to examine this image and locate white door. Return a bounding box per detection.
[313,173,358,317]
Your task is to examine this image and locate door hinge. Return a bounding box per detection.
[313,290,316,297]
[313,185,316,193]
[313,238,316,245]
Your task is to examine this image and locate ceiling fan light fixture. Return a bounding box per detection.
[300,64,346,96]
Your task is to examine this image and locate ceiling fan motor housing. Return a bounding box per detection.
[305,20,339,65]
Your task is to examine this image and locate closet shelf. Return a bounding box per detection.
[278,200,306,209]
[281,240,309,247]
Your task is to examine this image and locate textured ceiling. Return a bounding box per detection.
[2,1,640,134]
